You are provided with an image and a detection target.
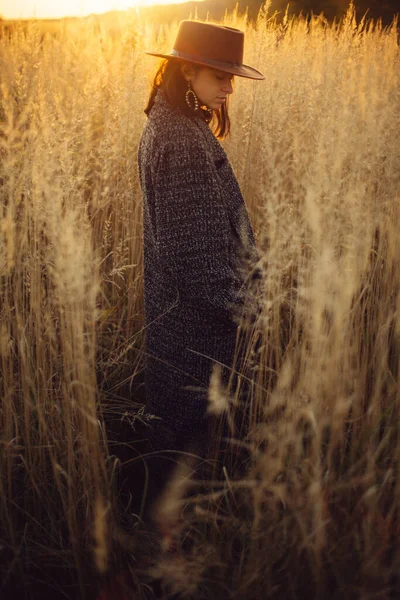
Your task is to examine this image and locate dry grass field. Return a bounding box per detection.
[1,3,400,599]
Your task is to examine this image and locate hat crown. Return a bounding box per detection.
[173,21,244,67]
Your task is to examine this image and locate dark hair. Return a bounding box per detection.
[144,59,231,140]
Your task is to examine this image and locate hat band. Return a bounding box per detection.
[170,48,242,69]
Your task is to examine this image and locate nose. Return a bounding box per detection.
[222,78,233,95]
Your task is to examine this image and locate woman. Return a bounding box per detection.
[138,20,264,467]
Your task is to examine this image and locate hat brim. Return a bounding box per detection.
[145,51,265,80]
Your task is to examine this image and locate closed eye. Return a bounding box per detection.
[216,74,234,82]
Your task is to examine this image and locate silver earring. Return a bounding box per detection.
[185,82,199,112]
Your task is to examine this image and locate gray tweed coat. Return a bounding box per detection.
[138,88,260,454]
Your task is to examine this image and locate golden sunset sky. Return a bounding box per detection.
[1,0,188,19]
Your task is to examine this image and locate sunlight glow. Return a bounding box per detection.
[0,0,189,20]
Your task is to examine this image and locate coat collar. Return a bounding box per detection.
[152,88,212,126]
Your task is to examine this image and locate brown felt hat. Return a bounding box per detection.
[145,20,265,81]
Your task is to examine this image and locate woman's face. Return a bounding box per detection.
[183,65,234,110]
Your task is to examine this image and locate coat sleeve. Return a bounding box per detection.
[152,136,246,322]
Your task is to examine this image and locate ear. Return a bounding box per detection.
[181,62,195,82]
